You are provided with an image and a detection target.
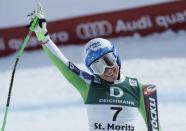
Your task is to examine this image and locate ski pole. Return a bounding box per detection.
[0,16,38,131]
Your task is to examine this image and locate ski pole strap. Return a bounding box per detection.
[143,84,161,131]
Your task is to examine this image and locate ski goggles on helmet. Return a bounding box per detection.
[89,52,117,75]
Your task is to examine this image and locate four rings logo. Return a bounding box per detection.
[76,20,112,40]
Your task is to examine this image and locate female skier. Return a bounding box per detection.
[27,7,162,131]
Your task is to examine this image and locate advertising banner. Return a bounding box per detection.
[0,1,186,57]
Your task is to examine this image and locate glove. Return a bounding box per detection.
[27,5,49,43]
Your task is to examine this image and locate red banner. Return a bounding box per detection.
[0,1,186,57]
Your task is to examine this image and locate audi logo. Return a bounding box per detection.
[76,20,112,40]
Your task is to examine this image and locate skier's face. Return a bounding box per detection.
[100,63,119,82]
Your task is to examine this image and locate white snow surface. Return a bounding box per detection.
[0,30,186,131]
[0,0,170,28]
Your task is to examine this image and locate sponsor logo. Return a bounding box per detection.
[69,62,80,75]
[99,98,135,106]
[144,85,156,96]
[149,97,159,130]
[85,41,101,52]
[76,20,112,40]
[50,31,69,43]
[69,62,74,69]
[8,37,39,50]
[94,123,134,131]
[156,10,186,28]
[129,79,138,87]
[110,86,124,98]
[8,38,23,50]
[115,16,152,32]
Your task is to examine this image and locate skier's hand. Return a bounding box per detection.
[27,4,49,42]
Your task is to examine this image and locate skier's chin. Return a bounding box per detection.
[100,65,119,82]
[110,75,118,82]
[104,73,118,82]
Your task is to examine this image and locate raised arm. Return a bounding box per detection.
[27,5,92,101]
[42,39,92,101]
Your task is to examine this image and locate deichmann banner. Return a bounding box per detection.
[0,1,186,57]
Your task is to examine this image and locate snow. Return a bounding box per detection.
[0,0,169,28]
[0,30,186,131]
[0,0,186,130]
